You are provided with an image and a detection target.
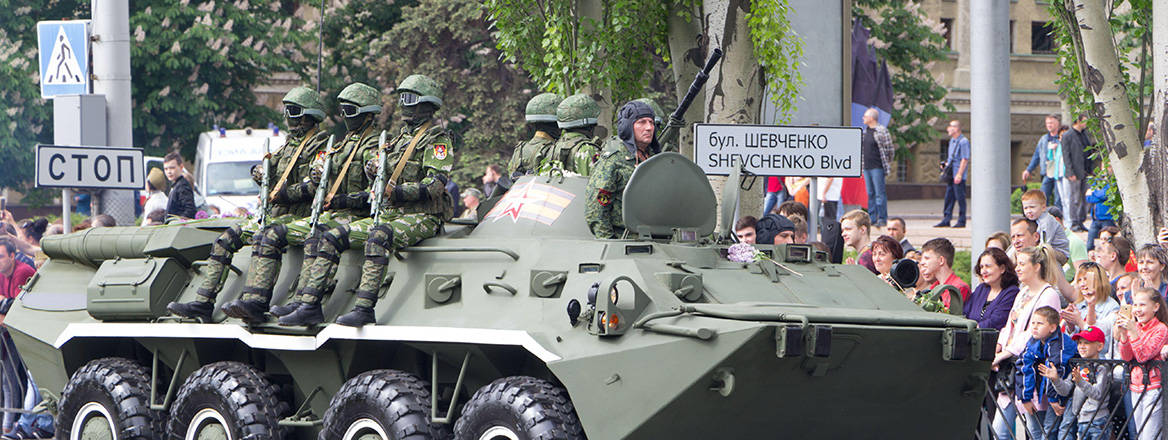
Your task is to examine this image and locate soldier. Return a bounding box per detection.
[585,100,660,238]
[279,74,453,327]
[507,93,562,176]
[634,97,680,153]
[537,94,601,176]
[166,86,330,322]
[215,82,383,324]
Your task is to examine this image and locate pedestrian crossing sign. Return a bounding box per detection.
[37,20,91,99]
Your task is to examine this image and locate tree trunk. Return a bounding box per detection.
[1071,0,1158,244]
[667,1,707,159]
[1150,0,1168,231]
[703,0,765,228]
[577,0,614,139]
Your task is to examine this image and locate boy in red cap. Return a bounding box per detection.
[1040,326,1111,440]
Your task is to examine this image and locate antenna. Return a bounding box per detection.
[316,0,326,92]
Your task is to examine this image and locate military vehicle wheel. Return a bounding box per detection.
[320,370,450,440]
[57,357,161,440]
[453,377,584,440]
[167,361,290,440]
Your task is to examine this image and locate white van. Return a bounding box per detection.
[192,127,285,215]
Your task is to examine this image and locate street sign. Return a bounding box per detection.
[37,20,91,99]
[36,145,144,190]
[693,124,862,177]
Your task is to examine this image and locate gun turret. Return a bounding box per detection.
[659,48,723,152]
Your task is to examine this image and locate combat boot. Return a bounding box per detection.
[222,296,270,324]
[166,300,214,322]
[223,224,287,324]
[278,302,324,326]
[271,228,325,317]
[336,306,375,327]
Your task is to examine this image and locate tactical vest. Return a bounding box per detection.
[381,124,454,218]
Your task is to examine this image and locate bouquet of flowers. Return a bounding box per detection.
[727,243,762,263]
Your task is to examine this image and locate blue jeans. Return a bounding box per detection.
[942,181,967,225]
[863,168,887,225]
[763,189,787,217]
[1077,418,1107,440]
[1042,176,1061,209]
[1086,218,1115,251]
[992,400,1018,440]
[1025,409,1059,440]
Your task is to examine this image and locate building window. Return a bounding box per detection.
[1031,21,1055,54]
[1010,20,1016,53]
[940,18,954,50]
[897,155,909,182]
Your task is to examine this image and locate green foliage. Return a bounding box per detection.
[747,0,803,123]
[953,250,971,287]
[1011,182,1041,214]
[368,0,539,190]
[1046,0,1149,222]
[853,0,953,160]
[484,0,667,104]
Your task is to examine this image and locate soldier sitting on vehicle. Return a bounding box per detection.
[535,94,601,176]
[508,93,561,177]
[278,74,454,327]
[167,86,330,322]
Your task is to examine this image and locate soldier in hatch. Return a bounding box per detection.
[278,74,454,327]
[585,100,660,238]
[536,93,601,176]
[634,97,680,153]
[214,82,382,324]
[507,93,562,176]
[166,86,330,322]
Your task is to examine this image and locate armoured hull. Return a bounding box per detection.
[8,154,990,439]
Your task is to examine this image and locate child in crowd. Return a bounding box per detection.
[1043,326,1111,440]
[1116,287,1168,440]
[1016,306,1077,439]
[1020,189,1070,263]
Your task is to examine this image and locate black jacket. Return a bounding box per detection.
[1060,128,1089,180]
[166,176,197,219]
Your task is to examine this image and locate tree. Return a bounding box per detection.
[1050,0,1164,244]
[853,0,953,162]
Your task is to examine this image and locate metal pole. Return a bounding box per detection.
[969,0,1011,269]
[808,179,820,242]
[61,189,71,233]
[91,0,136,226]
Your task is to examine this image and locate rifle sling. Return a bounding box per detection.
[389,120,433,184]
[269,126,318,199]
[326,125,375,203]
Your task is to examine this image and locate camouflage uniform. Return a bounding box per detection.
[585,100,661,238]
[508,93,561,176]
[221,82,382,323]
[167,86,329,321]
[537,93,601,176]
[279,74,453,327]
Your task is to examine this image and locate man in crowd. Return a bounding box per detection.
[163,151,197,219]
[861,108,894,228]
[936,120,969,228]
[842,209,875,272]
[482,164,507,198]
[1093,234,1131,287]
[734,216,758,244]
[1020,189,1070,262]
[919,237,970,301]
[1023,114,1063,208]
[459,188,482,220]
[1009,218,1040,262]
[0,238,33,304]
[586,100,660,238]
[886,217,914,253]
[1060,114,1091,232]
[508,93,561,176]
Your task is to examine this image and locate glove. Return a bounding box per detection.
[364,157,381,181]
[384,180,399,205]
[251,164,265,185]
[309,163,324,185]
[330,192,369,210]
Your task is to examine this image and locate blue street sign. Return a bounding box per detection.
[38,20,91,99]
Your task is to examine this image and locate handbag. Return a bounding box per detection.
[939,161,954,183]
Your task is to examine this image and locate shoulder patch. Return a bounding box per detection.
[433,143,449,160]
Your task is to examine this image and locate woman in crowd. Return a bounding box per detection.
[1061,262,1119,356]
[985,232,1010,251]
[1135,244,1168,295]
[991,245,1064,440]
[964,247,1019,330]
[1116,287,1168,440]
[871,235,909,296]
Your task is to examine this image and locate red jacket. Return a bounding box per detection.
[1119,318,1168,392]
[1,261,34,299]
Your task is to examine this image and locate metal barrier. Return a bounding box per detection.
[974,359,1168,440]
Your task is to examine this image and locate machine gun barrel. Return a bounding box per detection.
[669,48,722,123]
[309,135,334,232]
[369,130,389,218]
[258,138,272,227]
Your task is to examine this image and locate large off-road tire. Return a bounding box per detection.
[319,370,450,440]
[453,376,585,440]
[167,361,290,440]
[57,357,161,440]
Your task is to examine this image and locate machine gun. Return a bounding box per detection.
[309,135,335,233]
[257,138,272,227]
[659,48,723,151]
[368,130,389,219]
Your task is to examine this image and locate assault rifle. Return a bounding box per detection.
[659,48,723,151]
[308,135,334,233]
[369,130,389,219]
[257,138,272,227]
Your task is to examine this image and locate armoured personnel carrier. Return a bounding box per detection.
[7,153,993,439]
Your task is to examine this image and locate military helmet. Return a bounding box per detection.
[525,93,563,123]
[634,98,664,125]
[395,74,443,108]
[556,94,600,129]
[281,86,327,122]
[337,82,382,117]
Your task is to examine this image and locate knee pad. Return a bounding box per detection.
[318,225,351,264]
[255,224,288,259]
[364,224,394,265]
